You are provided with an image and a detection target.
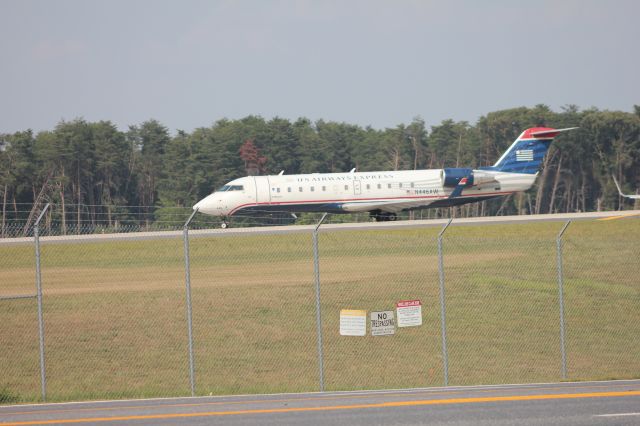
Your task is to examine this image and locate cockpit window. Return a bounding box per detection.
[216,185,244,192]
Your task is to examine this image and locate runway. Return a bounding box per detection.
[2,210,639,245]
[1,380,639,425]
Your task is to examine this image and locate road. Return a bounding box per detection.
[1,380,639,425]
[2,210,639,245]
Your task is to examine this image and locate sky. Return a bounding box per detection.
[1,0,639,134]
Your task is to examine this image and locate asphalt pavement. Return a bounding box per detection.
[1,380,639,426]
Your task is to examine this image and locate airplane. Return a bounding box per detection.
[194,127,577,228]
[612,176,640,200]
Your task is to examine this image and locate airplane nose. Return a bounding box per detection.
[193,195,221,216]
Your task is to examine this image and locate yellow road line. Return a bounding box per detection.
[2,383,635,417]
[1,390,639,425]
[598,213,640,221]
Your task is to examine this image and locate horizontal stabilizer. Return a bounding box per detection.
[530,127,579,139]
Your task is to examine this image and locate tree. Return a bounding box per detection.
[315,120,357,173]
[428,119,473,169]
[2,106,640,231]
[129,120,170,225]
[92,121,129,226]
[581,110,640,211]
[350,126,387,172]
[54,119,96,230]
[239,138,267,175]
[296,118,327,173]
[262,117,300,175]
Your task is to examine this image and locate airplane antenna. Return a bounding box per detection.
[278,170,285,176]
[349,168,356,173]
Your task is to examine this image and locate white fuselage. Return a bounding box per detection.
[194,169,538,217]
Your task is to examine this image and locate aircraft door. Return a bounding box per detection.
[353,179,362,195]
[253,176,272,204]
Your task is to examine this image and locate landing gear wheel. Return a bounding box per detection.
[370,210,396,222]
[370,210,384,222]
[220,221,228,229]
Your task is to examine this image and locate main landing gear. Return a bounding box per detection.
[369,210,397,222]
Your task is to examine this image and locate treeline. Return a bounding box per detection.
[1,105,639,231]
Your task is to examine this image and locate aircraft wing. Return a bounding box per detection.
[341,200,420,213]
[613,176,640,199]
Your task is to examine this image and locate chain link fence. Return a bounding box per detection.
[190,231,318,394]
[0,241,38,404]
[443,229,561,385]
[563,220,640,380]
[318,227,443,390]
[1,213,639,403]
[0,204,448,238]
[39,235,189,400]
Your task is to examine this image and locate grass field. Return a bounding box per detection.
[1,217,639,402]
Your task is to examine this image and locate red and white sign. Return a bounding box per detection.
[396,300,422,327]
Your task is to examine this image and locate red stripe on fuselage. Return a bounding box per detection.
[228,191,514,215]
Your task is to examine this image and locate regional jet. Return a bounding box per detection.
[194,127,577,228]
[612,176,640,200]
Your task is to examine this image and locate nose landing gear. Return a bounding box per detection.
[220,217,230,229]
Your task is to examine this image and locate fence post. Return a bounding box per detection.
[438,218,453,387]
[313,213,328,392]
[556,220,571,380]
[34,203,49,401]
[183,208,199,396]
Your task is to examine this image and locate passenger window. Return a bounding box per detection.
[411,182,415,188]
[299,187,303,192]
[277,188,281,193]
[366,184,370,190]
[399,183,403,188]
[322,186,326,191]
[311,186,315,192]
[344,185,349,190]
[287,187,292,192]
[377,184,381,189]
[388,183,392,189]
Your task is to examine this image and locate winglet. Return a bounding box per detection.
[612,175,624,195]
[612,175,640,199]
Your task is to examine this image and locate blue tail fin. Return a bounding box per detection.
[483,127,577,174]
